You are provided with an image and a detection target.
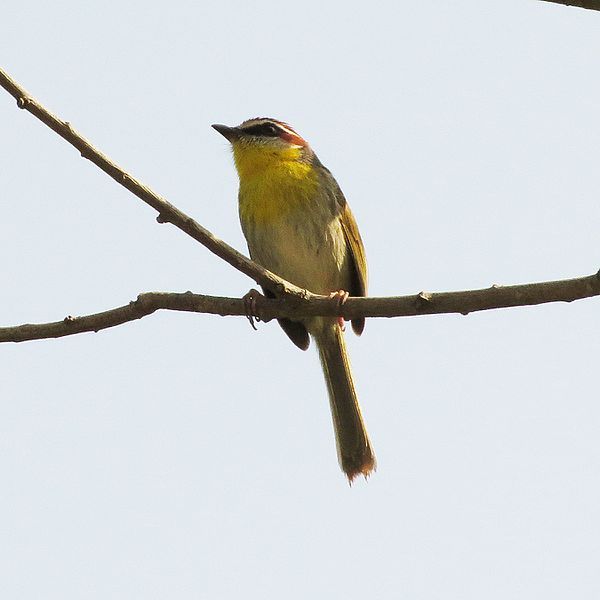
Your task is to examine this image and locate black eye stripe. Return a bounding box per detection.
[242,123,281,137]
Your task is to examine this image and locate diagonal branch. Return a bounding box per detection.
[2,271,598,343]
[0,67,308,300]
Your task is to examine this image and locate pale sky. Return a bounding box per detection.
[2,1,600,598]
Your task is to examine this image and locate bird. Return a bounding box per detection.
[212,117,375,481]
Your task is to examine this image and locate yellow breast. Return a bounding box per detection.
[232,142,351,294]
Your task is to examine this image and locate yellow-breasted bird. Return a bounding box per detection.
[212,117,375,481]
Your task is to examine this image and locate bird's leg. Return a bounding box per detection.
[328,289,349,331]
[242,288,263,331]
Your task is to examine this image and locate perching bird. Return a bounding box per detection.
[213,117,375,481]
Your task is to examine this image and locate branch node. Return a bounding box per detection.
[63,315,76,323]
[132,295,151,312]
[414,291,433,313]
[491,283,502,289]
[284,286,309,302]
[16,96,28,109]
[156,213,170,224]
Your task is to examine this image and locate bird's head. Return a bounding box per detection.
[212,117,312,179]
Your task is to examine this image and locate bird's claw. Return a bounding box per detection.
[329,289,349,331]
[242,288,263,331]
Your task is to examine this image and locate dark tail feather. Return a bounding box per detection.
[316,324,376,481]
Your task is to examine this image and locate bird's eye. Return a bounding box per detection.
[243,122,281,137]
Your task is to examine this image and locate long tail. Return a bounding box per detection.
[315,323,376,482]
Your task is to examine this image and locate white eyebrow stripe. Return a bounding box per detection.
[276,123,297,136]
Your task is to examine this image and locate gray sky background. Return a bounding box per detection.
[2,1,600,598]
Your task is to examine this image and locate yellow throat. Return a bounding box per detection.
[232,142,319,226]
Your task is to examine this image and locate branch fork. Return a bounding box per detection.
[0,66,599,344]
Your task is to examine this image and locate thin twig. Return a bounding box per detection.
[0,68,309,300]
[2,272,598,343]
[539,0,600,10]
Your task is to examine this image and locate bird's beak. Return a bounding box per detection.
[211,124,241,143]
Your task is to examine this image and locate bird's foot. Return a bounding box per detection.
[328,289,349,331]
[242,288,263,331]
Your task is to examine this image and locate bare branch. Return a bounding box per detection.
[1,69,598,345]
[0,67,309,300]
[0,293,244,343]
[539,0,600,10]
[2,272,598,343]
